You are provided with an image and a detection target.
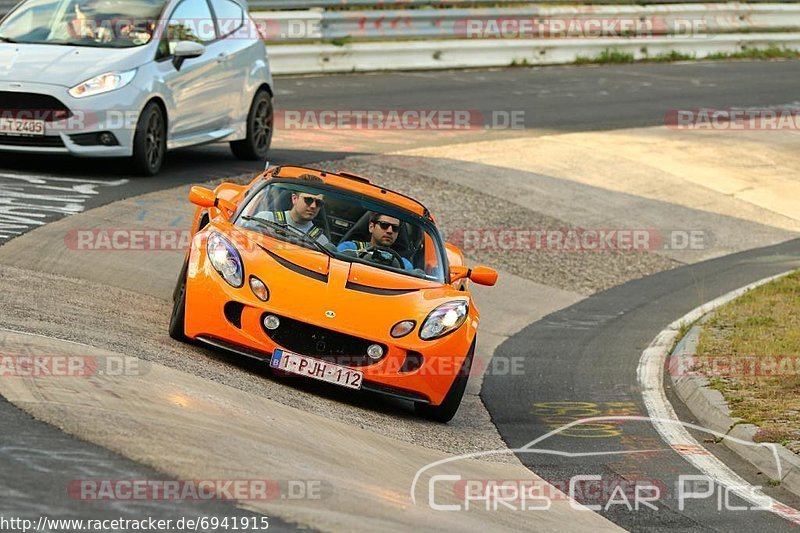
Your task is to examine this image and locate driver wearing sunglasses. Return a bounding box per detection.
[337,212,413,270]
[258,174,330,245]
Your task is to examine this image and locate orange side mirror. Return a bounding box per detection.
[189,186,216,208]
[469,266,498,287]
[189,186,236,219]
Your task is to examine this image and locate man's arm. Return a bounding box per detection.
[337,241,358,253]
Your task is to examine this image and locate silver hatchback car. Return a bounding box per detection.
[0,0,273,174]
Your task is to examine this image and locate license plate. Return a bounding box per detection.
[270,349,363,390]
[0,118,45,136]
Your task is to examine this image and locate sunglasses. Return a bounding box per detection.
[300,195,324,207]
[376,221,400,232]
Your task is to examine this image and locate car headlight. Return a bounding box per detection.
[207,232,243,287]
[69,69,136,98]
[419,301,469,340]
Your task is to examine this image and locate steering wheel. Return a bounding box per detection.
[356,245,405,269]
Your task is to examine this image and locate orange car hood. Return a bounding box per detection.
[237,232,467,339]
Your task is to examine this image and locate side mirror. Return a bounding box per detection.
[172,41,205,70]
[450,265,498,287]
[189,186,216,208]
[469,266,498,286]
[189,186,237,219]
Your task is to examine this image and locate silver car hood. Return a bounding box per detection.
[0,43,150,87]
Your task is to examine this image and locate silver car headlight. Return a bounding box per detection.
[419,301,469,340]
[69,69,136,98]
[207,232,244,288]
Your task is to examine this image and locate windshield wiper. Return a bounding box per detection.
[0,36,18,43]
[240,216,333,257]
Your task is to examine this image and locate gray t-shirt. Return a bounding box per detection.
[256,210,329,246]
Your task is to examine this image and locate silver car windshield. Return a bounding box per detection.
[236,182,447,283]
[0,0,165,48]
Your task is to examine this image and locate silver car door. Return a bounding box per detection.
[157,0,229,137]
[208,0,248,122]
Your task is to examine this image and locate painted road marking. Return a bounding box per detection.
[0,173,128,242]
[637,270,800,526]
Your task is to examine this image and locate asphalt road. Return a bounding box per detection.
[483,239,800,531]
[1,60,799,530]
[2,60,800,243]
[0,394,298,531]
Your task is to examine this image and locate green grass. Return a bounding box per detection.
[696,270,800,455]
[329,36,352,47]
[571,45,799,66]
[704,45,800,61]
[575,49,635,65]
[648,50,696,62]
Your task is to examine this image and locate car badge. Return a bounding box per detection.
[325,310,336,318]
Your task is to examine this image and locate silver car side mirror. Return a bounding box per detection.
[172,41,205,71]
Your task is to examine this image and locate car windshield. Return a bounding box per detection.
[236,181,447,283]
[0,0,165,48]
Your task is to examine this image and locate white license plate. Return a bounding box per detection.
[270,349,363,390]
[0,118,45,136]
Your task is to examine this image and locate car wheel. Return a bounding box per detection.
[168,257,189,342]
[132,102,166,176]
[415,338,476,423]
[230,90,273,161]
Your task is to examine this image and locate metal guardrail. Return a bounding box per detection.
[317,5,800,41]
[253,4,800,43]
[267,31,800,74]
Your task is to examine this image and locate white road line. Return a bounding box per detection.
[0,172,129,187]
[637,270,800,526]
[0,174,128,241]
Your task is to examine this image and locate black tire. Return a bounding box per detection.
[230,90,273,161]
[168,258,189,342]
[415,338,476,423]
[132,102,166,176]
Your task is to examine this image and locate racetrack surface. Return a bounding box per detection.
[1,59,800,531]
[3,60,799,244]
[483,239,800,531]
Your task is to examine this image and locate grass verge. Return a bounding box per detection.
[696,270,800,454]
[571,45,799,66]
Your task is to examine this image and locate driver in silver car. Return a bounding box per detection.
[337,212,413,270]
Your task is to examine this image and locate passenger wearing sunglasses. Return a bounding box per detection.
[337,212,413,270]
[258,175,330,245]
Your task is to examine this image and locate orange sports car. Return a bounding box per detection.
[169,165,497,422]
